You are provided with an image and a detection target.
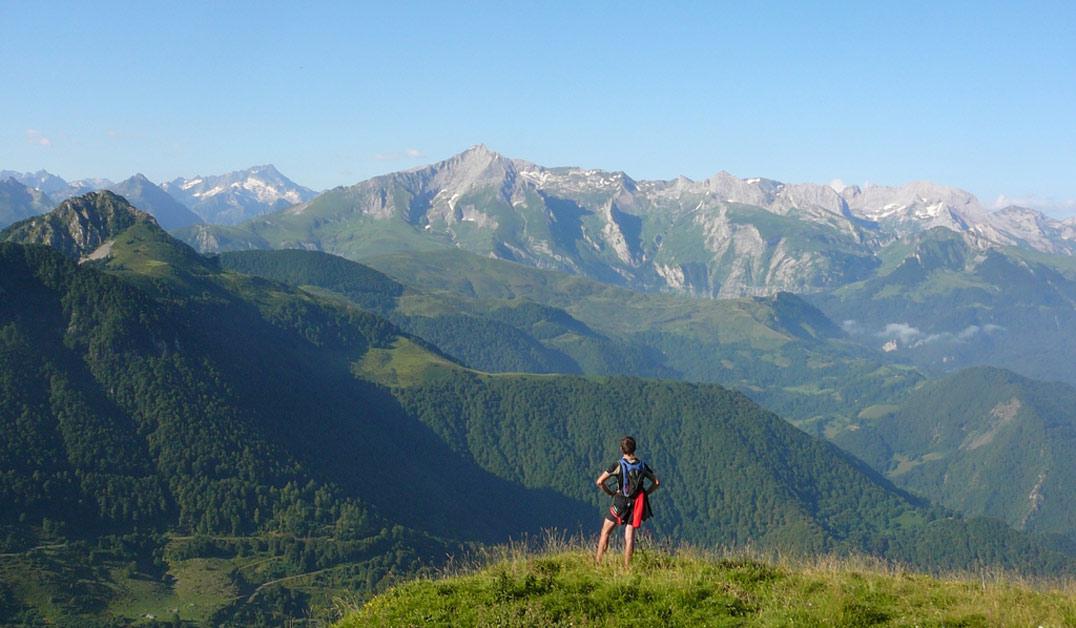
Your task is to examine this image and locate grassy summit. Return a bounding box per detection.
[340,543,1076,627]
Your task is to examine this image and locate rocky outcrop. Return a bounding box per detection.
[1,191,156,260]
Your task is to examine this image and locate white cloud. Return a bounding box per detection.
[374,148,426,162]
[841,319,866,335]
[956,324,1002,340]
[877,322,922,344]
[25,129,51,147]
[876,322,1004,348]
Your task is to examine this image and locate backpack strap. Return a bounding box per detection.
[619,457,645,496]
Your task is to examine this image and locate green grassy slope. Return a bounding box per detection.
[220,250,671,378]
[341,547,1076,627]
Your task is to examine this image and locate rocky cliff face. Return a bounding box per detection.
[1,191,156,260]
[276,146,879,296]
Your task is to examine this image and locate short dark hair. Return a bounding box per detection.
[619,436,636,455]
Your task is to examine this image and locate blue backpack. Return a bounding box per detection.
[619,458,647,497]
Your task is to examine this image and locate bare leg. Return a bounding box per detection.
[623,524,636,568]
[595,518,616,565]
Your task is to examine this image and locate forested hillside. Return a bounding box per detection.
[835,367,1076,541]
[0,211,590,623]
[373,371,1074,574]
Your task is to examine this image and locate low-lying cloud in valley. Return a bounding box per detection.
[843,320,1005,349]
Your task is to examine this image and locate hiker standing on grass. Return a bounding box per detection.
[594,435,660,568]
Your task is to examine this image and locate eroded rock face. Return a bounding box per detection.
[1,191,155,260]
[271,147,884,297]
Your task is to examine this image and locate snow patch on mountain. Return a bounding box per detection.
[162,165,316,225]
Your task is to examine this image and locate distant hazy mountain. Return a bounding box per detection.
[177,146,1076,298]
[0,178,53,228]
[60,177,114,200]
[106,173,203,229]
[162,164,316,225]
[0,169,115,204]
[0,170,204,228]
[0,169,71,198]
[986,205,1076,254]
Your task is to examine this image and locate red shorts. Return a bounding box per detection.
[605,492,649,528]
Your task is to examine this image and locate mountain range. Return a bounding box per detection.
[5,152,1076,622]
[0,164,314,229]
[178,145,1076,300]
[161,164,316,225]
[12,193,1075,543]
[3,192,1073,624]
[0,169,111,203]
[161,146,1076,388]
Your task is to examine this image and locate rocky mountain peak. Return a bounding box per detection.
[703,171,777,206]
[415,145,521,200]
[439,144,514,174]
[1,191,157,260]
[0,169,71,197]
[107,175,203,230]
[460,143,499,159]
[249,164,283,175]
[161,165,316,225]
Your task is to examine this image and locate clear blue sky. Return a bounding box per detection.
[2,1,1074,215]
